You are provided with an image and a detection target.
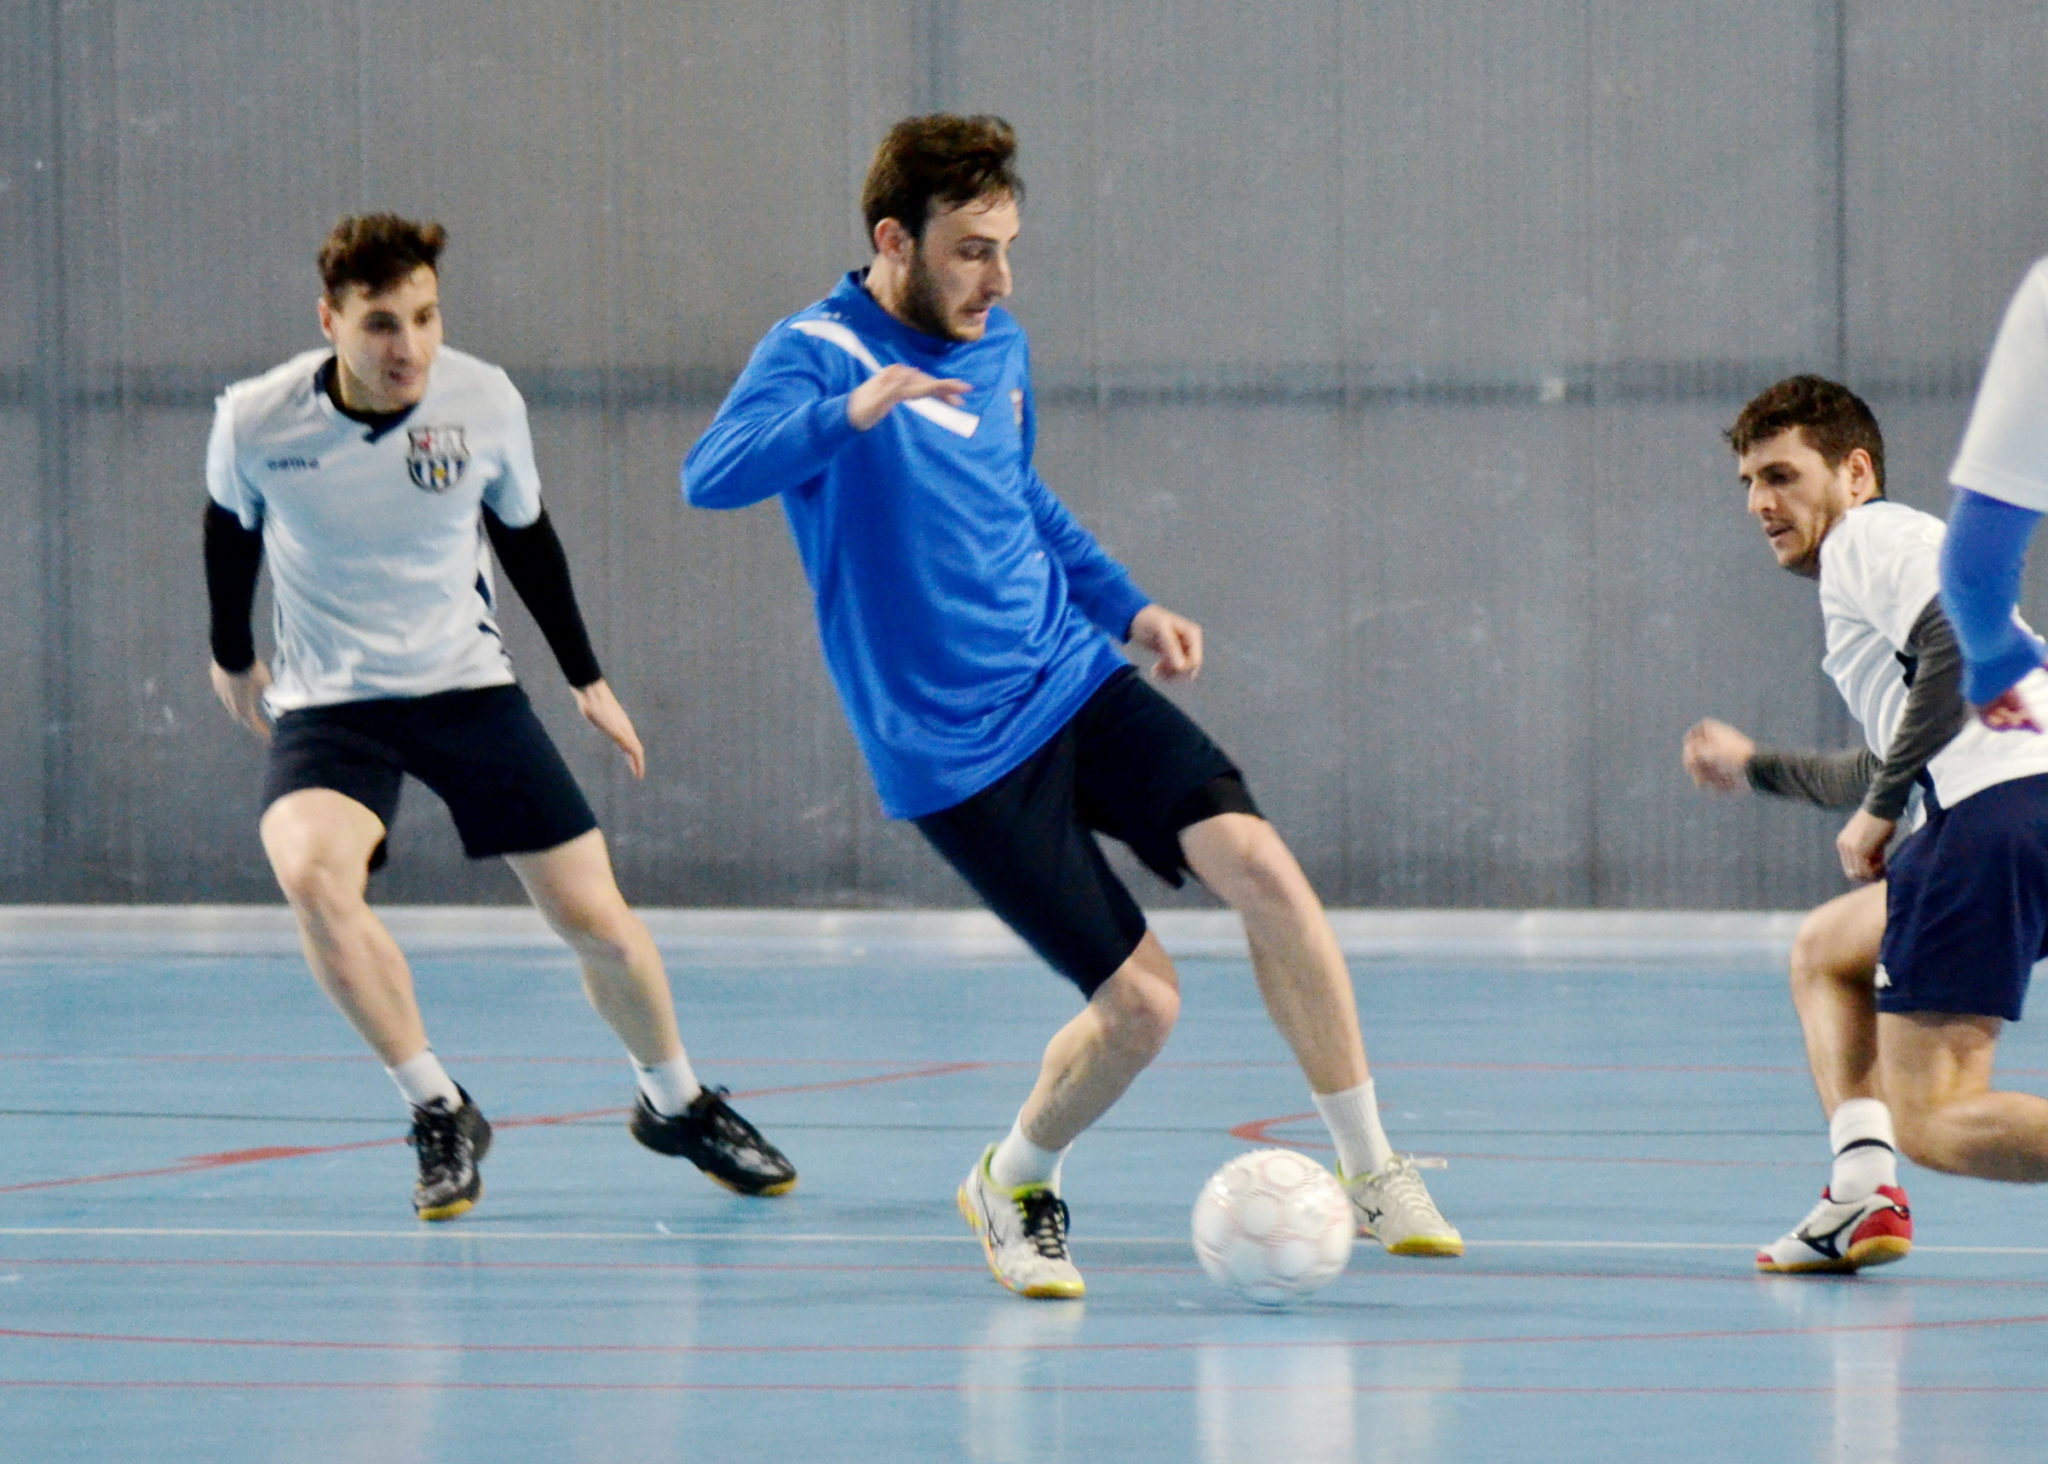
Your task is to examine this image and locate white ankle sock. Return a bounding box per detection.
[387,1050,462,1111]
[1313,1079,1395,1179]
[633,1052,703,1118]
[1829,1097,1899,1200]
[989,1117,1068,1192]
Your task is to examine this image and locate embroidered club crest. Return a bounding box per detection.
[406,426,469,493]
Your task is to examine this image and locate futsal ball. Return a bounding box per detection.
[1191,1148,1355,1306]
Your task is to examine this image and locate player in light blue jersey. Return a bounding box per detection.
[686,117,1460,1298]
[206,215,793,1220]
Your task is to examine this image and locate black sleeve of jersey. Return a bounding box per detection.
[483,506,604,690]
[1861,596,1971,821]
[1745,746,1877,808]
[204,502,263,673]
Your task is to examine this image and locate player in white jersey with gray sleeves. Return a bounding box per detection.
[204,214,794,1220]
[1687,376,2048,1272]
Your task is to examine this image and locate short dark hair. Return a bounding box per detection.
[1725,374,1886,495]
[861,114,1023,242]
[318,213,447,301]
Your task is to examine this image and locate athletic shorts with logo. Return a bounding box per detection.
[263,684,597,869]
[1878,771,2048,1022]
[913,667,1260,995]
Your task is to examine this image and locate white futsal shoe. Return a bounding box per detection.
[957,1146,1085,1300]
[1755,1184,1912,1274]
[1345,1154,1464,1257]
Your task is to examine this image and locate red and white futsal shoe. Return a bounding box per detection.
[1755,1184,1912,1274]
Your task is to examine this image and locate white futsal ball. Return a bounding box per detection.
[1191,1148,1355,1306]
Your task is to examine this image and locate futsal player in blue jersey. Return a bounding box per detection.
[685,115,1460,1299]
[205,215,793,1220]
[1941,257,2048,732]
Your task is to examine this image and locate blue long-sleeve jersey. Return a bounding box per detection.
[683,271,1152,819]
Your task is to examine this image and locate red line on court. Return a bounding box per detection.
[4,1379,2047,1395]
[0,1062,984,1196]
[0,1257,993,1275]
[5,1311,2044,1357]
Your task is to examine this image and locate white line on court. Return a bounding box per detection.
[8,1225,2047,1256]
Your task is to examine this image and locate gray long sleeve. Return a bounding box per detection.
[1744,596,1969,817]
[1746,745,1877,808]
[1860,597,1969,820]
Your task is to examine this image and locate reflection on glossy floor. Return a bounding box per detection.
[4,908,2046,1462]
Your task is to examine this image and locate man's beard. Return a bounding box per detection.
[897,250,968,342]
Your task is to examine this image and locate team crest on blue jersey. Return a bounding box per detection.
[406,426,469,493]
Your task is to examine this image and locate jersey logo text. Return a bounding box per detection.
[407,426,470,493]
[266,456,320,471]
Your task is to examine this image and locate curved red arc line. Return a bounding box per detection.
[0,1061,986,1195]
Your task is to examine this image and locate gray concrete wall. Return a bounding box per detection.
[5,1,2046,907]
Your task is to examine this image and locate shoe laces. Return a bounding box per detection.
[1371,1155,1445,1220]
[1014,1189,1073,1261]
[409,1102,465,1174]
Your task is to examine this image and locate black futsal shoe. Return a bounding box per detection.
[629,1086,798,1197]
[408,1087,493,1222]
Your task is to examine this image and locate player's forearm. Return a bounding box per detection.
[1746,746,1878,809]
[203,501,263,672]
[1019,468,1150,637]
[1939,487,2047,702]
[683,394,861,509]
[483,507,603,689]
[1863,598,1970,819]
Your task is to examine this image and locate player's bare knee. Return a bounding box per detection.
[1786,918,1834,996]
[553,900,646,969]
[1097,969,1180,1059]
[265,845,366,919]
[1203,819,1308,919]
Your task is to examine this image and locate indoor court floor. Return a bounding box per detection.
[4,907,2046,1462]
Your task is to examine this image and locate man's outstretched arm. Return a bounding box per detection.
[682,336,904,510]
[1684,717,1875,807]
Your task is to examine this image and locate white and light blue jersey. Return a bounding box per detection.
[206,346,543,713]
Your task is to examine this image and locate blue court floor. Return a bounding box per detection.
[4,907,2047,1462]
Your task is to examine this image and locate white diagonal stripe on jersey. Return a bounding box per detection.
[789,318,980,438]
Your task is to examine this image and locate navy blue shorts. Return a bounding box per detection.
[1878,772,2048,1022]
[263,684,598,870]
[913,667,1260,997]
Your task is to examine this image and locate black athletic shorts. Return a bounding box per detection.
[262,684,598,870]
[1878,772,2048,1023]
[913,666,1260,996]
